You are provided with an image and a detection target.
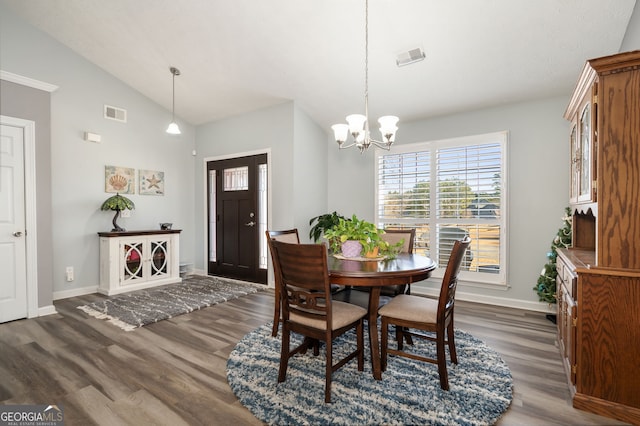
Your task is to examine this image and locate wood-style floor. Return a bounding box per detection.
[0,287,629,426]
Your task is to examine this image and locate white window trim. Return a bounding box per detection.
[375,131,509,287]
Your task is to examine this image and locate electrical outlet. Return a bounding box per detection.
[65,266,74,282]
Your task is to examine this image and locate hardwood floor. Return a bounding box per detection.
[0,288,629,425]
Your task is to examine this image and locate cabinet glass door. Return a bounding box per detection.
[570,123,579,203]
[123,242,144,281]
[150,240,169,277]
[578,103,592,202]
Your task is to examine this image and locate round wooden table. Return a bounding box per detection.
[328,253,436,380]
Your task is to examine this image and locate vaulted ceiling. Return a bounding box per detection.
[2,0,636,130]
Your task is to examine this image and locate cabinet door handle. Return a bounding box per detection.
[13,231,23,237]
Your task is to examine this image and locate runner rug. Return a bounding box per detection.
[77,275,265,331]
[227,323,512,425]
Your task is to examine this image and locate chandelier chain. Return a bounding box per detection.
[364,0,369,127]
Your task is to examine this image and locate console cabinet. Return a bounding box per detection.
[558,51,640,425]
[98,230,182,295]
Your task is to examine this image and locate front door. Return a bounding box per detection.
[0,123,28,323]
[207,154,267,283]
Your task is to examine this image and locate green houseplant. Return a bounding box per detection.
[101,193,135,232]
[309,211,346,245]
[323,214,403,258]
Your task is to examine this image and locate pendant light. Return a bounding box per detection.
[166,66,181,135]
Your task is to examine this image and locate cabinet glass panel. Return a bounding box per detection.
[579,103,592,200]
[570,124,578,202]
[150,240,168,276]
[124,242,143,280]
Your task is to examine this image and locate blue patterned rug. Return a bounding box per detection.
[227,323,512,425]
[77,275,265,331]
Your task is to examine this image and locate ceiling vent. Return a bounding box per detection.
[396,48,426,67]
[104,104,127,123]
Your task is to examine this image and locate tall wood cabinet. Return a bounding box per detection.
[557,50,640,425]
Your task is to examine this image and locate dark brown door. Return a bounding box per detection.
[207,154,267,283]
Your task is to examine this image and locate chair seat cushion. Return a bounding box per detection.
[291,301,367,331]
[378,294,438,323]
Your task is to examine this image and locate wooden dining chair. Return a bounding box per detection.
[268,239,366,403]
[266,229,300,337]
[376,228,416,296]
[379,236,471,390]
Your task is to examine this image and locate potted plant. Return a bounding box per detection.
[323,214,403,258]
[101,193,135,232]
[309,211,346,246]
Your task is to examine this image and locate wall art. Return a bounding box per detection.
[139,169,165,195]
[105,165,135,194]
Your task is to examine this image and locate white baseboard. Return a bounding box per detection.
[54,285,99,300]
[192,268,206,276]
[37,305,58,317]
[411,286,556,313]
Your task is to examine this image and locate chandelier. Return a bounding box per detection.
[331,0,398,153]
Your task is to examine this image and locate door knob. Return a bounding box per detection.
[244,221,256,227]
[13,231,23,237]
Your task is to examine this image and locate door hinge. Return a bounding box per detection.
[572,317,578,327]
[571,364,577,374]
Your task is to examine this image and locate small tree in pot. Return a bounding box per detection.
[101,193,135,232]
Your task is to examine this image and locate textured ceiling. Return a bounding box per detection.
[1,0,636,130]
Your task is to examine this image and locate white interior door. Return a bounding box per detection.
[0,123,28,323]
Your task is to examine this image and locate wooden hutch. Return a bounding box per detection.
[556,50,640,424]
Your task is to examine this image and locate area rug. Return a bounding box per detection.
[227,323,512,425]
[77,275,265,331]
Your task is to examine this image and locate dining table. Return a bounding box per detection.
[327,253,437,380]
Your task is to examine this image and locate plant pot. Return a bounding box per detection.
[364,246,379,258]
[341,240,362,258]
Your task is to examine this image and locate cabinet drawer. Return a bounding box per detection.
[557,255,577,298]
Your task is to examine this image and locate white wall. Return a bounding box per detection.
[194,102,328,274]
[293,106,329,243]
[0,4,197,300]
[327,96,570,311]
[621,1,640,51]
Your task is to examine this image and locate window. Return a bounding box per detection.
[375,131,507,286]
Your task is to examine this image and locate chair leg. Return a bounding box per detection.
[447,320,458,364]
[436,329,449,390]
[272,286,280,337]
[396,326,404,351]
[357,320,364,371]
[278,327,290,383]
[403,327,414,345]
[381,318,389,371]
[325,337,332,403]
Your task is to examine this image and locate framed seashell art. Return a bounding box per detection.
[105,165,135,194]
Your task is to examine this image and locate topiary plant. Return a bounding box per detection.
[101,193,135,232]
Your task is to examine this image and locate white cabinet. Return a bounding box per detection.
[98,230,181,295]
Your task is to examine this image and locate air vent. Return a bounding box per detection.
[396,48,426,67]
[104,104,127,123]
